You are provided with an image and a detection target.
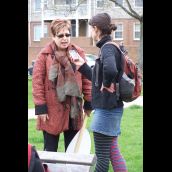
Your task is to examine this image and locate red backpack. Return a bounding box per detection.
[28,144,49,172]
[101,42,142,102]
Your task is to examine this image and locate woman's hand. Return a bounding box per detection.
[70,54,85,70]
[100,83,115,93]
[39,114,49,123]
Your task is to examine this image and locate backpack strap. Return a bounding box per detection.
[100,41,125,100]
[100,41,125,81]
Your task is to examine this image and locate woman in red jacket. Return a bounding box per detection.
[32,19,92,152]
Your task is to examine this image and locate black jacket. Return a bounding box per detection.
[79,35,123,109]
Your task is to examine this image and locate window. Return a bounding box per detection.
[34,25,41,41]
[34,25,48,41]
[35,0,41,11]
[114,24,123,40]
[54,0,62,5]
[134,23,140,40]
[80,0,87,4]
[44,25,48,37]
[135,0,143,7]
[44,0,48,9]
[71,20,76,37]
[115,0,123,7]
[54,0,76,5]
[66,0,76,4]
[96,0,104,8]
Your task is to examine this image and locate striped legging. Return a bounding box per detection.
[93,132,127,172]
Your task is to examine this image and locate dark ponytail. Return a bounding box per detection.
[89,13,117,36]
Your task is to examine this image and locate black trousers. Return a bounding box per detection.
[43,128,78,152]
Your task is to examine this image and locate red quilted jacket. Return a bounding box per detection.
[32,41,92,135]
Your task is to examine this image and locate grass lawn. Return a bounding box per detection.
[28,105,143,172]
[28,79,34,108]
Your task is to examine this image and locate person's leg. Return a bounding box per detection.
[64,129,78,151]
[43,130,59,151]
[93,132,114,172]
[110,137,128,172]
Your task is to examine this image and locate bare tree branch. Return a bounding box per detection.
[109,0,142,22]
[68,0,85,11]
[48,0,86,17]
[125,0,141,20]
[108,0,143,71]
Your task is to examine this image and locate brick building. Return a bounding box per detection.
[28,0,143,66]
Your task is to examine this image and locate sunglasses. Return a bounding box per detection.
[56,33,71,38]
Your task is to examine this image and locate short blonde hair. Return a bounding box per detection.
[50,19,71,36]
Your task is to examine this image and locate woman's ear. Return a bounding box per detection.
[94,26,102,39]
[94,26,98,32]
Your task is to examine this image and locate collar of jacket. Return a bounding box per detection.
[96,35,112,49]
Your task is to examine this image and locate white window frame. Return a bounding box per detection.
[133,23,140,40]
[114,0,124,8]
[114,24,123,40]
[34,0,41,12]
[96,0,104,9]
[33,24,48,41]
[134,0,143,8]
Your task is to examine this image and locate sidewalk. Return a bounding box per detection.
[28,96,143,120]
[123,96,143,108]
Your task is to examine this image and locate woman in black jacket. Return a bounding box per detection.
[72,13,127,172]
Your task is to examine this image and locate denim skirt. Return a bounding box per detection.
[90,107,124,136]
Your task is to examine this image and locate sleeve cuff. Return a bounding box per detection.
[35,104,48,115]
[84,101,93,110]
[78,63,89,73]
